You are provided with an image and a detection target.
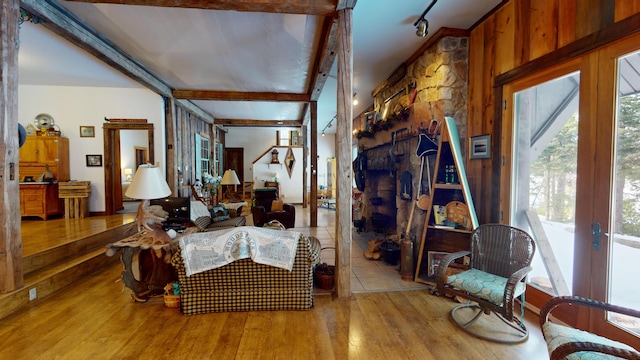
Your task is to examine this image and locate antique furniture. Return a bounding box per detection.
[434,224,536,343]
[19,135,70,219]
[19,182,63,220]
[171,230,320,315]
[58,181,91,219]
[540,296,640,359]
[264,181,280,198]
[252,187,295,228]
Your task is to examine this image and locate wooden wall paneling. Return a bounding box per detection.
[557,0,577,48]
[494,1,516,76]
[528,0,559,61]
[480,19,497,225]
[467,25,486,223]
[615,0,640,21]
[575,0,615,39]
[514,0,531,66]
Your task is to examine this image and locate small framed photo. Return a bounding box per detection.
[86,154,102,167]
[80,126,95,138]
[469,134,491,159]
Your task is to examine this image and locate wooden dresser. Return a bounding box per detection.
[19,183,63,220]
[19,136,70,220]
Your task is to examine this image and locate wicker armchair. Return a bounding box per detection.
[540,296,640,359]
[434,224,536,343]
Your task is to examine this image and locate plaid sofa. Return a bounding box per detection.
[171,235,320,315]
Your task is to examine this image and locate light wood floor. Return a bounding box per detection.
[0,261,549,360]
[12,206,550,359]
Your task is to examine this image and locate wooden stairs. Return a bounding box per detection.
[0,222,133,320]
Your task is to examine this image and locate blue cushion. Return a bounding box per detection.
[543,322,635,359]
[446,268,526,305]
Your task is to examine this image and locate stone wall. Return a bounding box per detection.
[355,35,469,242]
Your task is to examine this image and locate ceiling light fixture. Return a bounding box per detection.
[413,0,438,38]
[352,93,358,106]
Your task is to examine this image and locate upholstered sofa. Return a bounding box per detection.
[171,229,320,315]
[252,188,295,228]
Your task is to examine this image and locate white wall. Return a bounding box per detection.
[18,85,165,212]
[224,127,336,199]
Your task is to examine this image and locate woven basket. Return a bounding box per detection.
[163,294,180,308]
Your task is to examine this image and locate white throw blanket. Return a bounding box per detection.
[179,226,301,277]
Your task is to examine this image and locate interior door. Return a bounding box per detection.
[224,148,244,183]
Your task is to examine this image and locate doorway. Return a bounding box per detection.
[224,147,244,183]
[103,123,155,215]
[503,33,640,344]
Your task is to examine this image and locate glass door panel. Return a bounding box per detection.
[603,49,640,336]
[511,72,580,297]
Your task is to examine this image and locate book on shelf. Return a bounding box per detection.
[433,205,446,225]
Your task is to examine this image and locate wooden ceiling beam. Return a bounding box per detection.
[62,0,339,16]
[173,90,310,102]
[215,119,301,127]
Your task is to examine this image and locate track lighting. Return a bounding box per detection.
[322,131,325,137]
[321,115,336,136]
[352,93,358,106]
[416,18,428,37]
[413,0,437,38]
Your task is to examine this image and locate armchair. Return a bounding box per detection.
[252,188,295,228]
[540,296,640,359]
[434,224,536,343]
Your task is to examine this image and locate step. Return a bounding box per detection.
[0,223,133,321]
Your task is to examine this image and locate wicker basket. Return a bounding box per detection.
[163,294,180,308]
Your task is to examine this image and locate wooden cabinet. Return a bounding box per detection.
[19,183,63,220]
[414,117,479,284]
[19,136,70,181]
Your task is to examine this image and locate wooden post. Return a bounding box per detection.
[0,0,23,293]
[164,97,179,195]
[310,101,318,227]
[335,8,353,299]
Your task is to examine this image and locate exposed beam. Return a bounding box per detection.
[308,16,339,102]
[63,0,339,16]
[214,119,301,127]
[173,90,310,102]
[20,0,214,123]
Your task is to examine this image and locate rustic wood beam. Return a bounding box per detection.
[173,90,310,102]
[63,0,339,16]
[20,0,214,123]
[335,8,353,300]
[214,119,301,127]
[309,16,339,102]
[310,101,318,227]
[0,0,23,293]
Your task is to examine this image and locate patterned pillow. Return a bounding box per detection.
[192,216,211,230]
[190,201,211,230]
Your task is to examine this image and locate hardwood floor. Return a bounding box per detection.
[0,261,548,359]
[9,208,550,359]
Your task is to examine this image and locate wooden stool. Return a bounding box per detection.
[58,181,91,219]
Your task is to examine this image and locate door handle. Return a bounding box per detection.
[592,222,601,250]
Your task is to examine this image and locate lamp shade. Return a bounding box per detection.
[123,168,133,175]
[125,164,171,200]
[221,169,240,186]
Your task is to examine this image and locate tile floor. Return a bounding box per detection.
[280,204,430,293]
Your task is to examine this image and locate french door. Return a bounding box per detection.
[503,32,640,345]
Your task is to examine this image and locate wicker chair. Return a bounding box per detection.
[540,296,640,359]
[434,224,536,343]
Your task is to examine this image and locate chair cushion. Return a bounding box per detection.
[190,201,212,230]
[446,268,526,305]
[271,199,284,211]
[542,322,635,359]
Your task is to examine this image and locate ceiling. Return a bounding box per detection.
[18,0,503,134]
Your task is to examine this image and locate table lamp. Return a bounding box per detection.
[125,164,172,232]
[221,169,241,202]
[123,168,133,182]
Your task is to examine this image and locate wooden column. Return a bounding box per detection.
[163,97,179,194]
[0,0,23,293]
[310,101,318,227]
[301,124,308,208]
[335,8,353,299]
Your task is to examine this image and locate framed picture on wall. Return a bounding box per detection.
[80,126,95,138]
[86,154,102,167]
[469,134,491,159]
